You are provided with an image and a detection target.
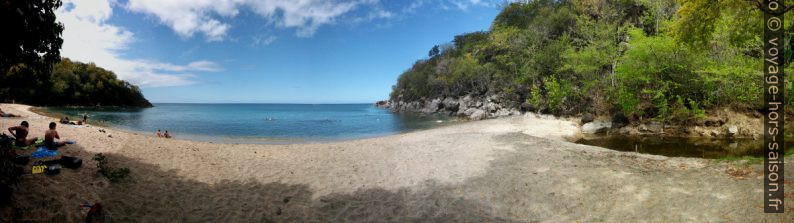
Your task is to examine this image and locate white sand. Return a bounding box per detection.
[0,103,791,222]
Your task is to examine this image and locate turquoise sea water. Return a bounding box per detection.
[43,103,454,143]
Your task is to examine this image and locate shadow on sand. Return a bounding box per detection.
[1,143,514,222]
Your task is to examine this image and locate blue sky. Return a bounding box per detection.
[56,0,503,103]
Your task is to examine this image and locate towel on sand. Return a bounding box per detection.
[31,147,59,159]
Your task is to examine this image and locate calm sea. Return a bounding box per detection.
[43,103,454,143]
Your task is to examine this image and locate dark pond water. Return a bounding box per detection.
[575,135,793,159]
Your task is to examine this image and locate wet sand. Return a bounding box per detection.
[0,103,791,222]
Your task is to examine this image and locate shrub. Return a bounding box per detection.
[93,153,129,182]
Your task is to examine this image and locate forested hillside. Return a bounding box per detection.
[387,0,793,123]
[0,0,151,107]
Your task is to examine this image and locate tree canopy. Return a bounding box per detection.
[389,0,790,123]
[0,0,151,107]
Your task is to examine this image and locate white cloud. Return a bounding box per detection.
[252,35,278,46]
[444,0,495,11]
[57,0,221,88]
[125,0,388,39]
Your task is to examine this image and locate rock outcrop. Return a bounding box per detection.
[377,94,522,120]
[581,120,612,134]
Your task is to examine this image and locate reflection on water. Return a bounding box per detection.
[576,136,793,159]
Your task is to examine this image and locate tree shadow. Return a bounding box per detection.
[0,143,515,222]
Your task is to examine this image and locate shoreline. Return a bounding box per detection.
[27,104,473,145]
[1,103,792,222]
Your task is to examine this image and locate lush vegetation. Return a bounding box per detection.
[0,0,151,107]
[389,0,793,123]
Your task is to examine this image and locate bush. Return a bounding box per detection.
[0,134,23,205]
[615,28,708,122]
[93,153,129,182]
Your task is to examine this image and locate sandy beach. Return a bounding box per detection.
[0,103,792,222]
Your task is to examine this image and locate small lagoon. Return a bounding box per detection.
[576,135,793,159]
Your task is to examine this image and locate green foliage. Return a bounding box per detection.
[544,77,573,114]
[0,135,23,205]
[49,59,152,107]
[390,0,772,122]
[0,0,64,75]
[93,153,130,183]
[615,28,708,122]
[0,1,149,107]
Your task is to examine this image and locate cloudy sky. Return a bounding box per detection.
[56,0,502,103]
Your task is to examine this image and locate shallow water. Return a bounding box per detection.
[43,103,456,143]
[576,135,793,159]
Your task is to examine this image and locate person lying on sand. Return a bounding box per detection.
[0,108,20,117]
[155,129,162,137]
[60,117,83,125]
[164,131,171,138]
[8,121,38,146]
[45,122,74,149]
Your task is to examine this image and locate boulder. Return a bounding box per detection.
[469,109,487,120]
[442,97,459,112]
[374,100,390,108]
[727,125,738,136]
[421,98,442,113]
[463,108,479,116]
[639,123,663,134]
[494,108,520,117]
[582,120,612,134]
[461,95,474,106]
[581,113,594,124]
[484,102,498,113]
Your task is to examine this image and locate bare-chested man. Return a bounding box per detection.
[8,121,37,146]
[45,122,70,149]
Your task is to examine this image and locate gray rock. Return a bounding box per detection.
[462,95,474,106]
[581,113,594,124]
[463,108,479,116]
[442,97,459,112]
[582,120,612,134]
[484,102,498,112]
[494,108,520,117]
[421,98,442,113]
[374,100,390,108]
[727,126,738,136]
[639,123,663,133]
[469,109,487,120]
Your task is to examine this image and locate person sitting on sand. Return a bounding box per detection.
[45,122,73,149]
[163,131,171,139]
[0,108,20,117]
[8,121,38,146]
[155,129,162,137]
[60,117,70,124]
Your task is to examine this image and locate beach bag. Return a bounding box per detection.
[60,156,83,169]
[45,164,61,175]
[13,155,29,165]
